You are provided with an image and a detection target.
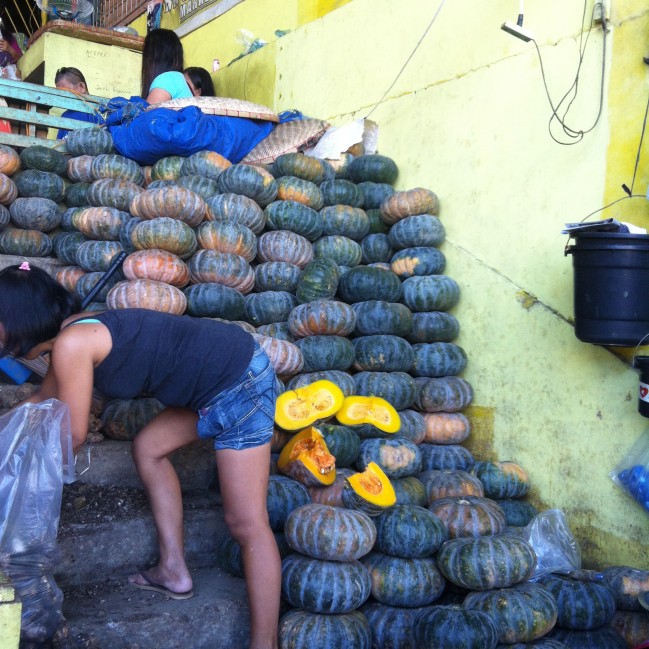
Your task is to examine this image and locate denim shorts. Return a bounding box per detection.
[196,343,276,451]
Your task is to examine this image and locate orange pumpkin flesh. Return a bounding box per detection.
[277,426,336,487]
[335,395,400,433]
[275,379,344,430]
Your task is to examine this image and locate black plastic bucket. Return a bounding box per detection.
[566,232,649,346]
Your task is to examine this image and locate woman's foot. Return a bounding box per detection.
[128,567,193,600]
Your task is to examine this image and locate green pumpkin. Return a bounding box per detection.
[352,300,413,337]
[119,216,143,253]
[288,299,357,338]
[602,565,649,611]
[361,233,394,264]
[100,397,165,441]
[338,265,402,303]
[366,208,390,234]
[256,322,296,342]
[65,127,114,156]
[361,551,444,607]
[408,311,460,343]
[264,200,323,241]
[352,335,414,372]
[52,231,88,264]
[216,164,278,207]
[285,503,376,561]
[276,175,324,210]
[438,533,536,590]
[296,257,340,303]
[183,282,245,320]
[0,227,52,256]
[244,291,298,326]
[206,193,266,234]
[176,174,220,200]
[9,197,61,232]
[374,504,447,558]
[285,370,356,397]
[411,342,467,378]
[281,553,371,613]
[348,154,398,184]
[65,182,91,207]
[20,145,67,174]
[494,499,538,527]
[353,371,416,410]
[396,409,426,444]
[130,217,197,259]
[75,270,122,302]
[471,461,530,499]
[391,246,446,278]
[76,240,124,272]
[388,214,445,250]
[87,178,144,212]
[539,574,616,630]
[273,153,328,184]
[391,476,428,507]
[14,169,66,202]
[357,436,422,479]
[195,220,257,262]
[414,376,473,412]
[294,334,356,372]
[320,205,369,240]
[319,179,364,207]
[279,610,371,649]
[464,582,558,644]
[91,153,144,185]
[74,207,130,241]
[402,275,460,313]
[150,155,185,181]
[420,469,484,503]
[419,444,475,472]
[180,150,231,180]
[317,423,360,468]
[313,234,363,267]
[415,605,499,649]
[267,474,311,532]
[357,181,395,209]
[254,261,301,293]
[188,249,254,293]
[256,230,314,269]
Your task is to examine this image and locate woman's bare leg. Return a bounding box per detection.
[217,444,280,649]
[130,407,199,594]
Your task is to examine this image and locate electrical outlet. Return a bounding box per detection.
[593,0,610,24]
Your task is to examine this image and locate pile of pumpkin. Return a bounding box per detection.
[0,129,647,649]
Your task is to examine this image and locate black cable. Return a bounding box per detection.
[532,0,607,145]
[626,89,649,196]
[580,194,647,223]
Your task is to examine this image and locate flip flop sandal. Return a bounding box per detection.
[130,571,194,600]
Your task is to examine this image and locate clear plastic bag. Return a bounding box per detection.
[0,399,74,644]
[525,509,582,579]
[610,430,649,514]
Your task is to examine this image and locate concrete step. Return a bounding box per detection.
[74,439,218,492]
[56,483,227,586]
[62,566,250,649]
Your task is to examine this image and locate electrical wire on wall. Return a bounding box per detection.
[531,0,607,145]
[365,0,447,120]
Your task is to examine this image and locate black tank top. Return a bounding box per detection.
[73,309,254,411]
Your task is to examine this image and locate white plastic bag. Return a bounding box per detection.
[0,399,74,644]
[525,509,582,579]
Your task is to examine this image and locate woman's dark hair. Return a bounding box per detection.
[141,28,184,98]
[54,67,89,91]
[0,265,81,358]
[184,66,215,97]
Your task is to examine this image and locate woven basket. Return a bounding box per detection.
[241,118,330,165]
[151,96,279,122]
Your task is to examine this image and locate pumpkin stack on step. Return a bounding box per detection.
[604,565,649,647]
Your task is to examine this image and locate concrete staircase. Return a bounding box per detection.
[55,440,251,649]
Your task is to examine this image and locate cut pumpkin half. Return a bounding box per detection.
[275,379,345,430]
[335,395,401,433]
[342,461,396,516]
[277,426,336,487]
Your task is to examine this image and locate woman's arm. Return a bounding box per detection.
[145,87,172,104]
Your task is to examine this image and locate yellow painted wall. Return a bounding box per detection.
[195,0,649,567]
